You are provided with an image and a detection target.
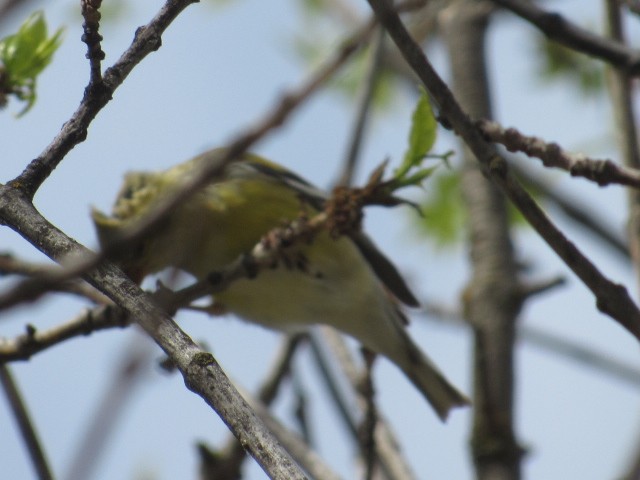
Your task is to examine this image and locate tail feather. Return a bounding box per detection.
[381,324,470,421]
[402,340,470,420]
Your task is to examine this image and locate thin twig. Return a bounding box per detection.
[311,327,418,480]
[11,0,200,198]
[0,304,129,362]
[307,331,359,438]
[80,0,105,85]
[510,163,629,259]
[424,301,640,388]
[0,253,111,305]
[0,364,53,480]
[336,26,386,187]
[479,119,640,188]
[490,0,640,74]
[65,338,152,480]
[519,276,566,299]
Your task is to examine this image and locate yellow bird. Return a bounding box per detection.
[92,148,469,420]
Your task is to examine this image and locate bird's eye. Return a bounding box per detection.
[120,186,136,200]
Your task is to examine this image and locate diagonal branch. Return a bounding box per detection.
[336,26,386,187]
[11,0,199,198]
[511,164,629,259]
[367,0,640,342]
[0,187,308,479]
[0,365,53,480]
[489,0,640,74]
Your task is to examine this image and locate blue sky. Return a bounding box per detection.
[1,1,639,479]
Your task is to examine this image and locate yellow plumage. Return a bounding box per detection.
[92,148,469,420]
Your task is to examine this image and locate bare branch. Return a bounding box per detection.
[65,339,152,480]
[0,305,129,362]
[336,27,386,187]
[199,335,303,480]
[80,0,105,85]
[490,0,640,74]
[512,165,629,259]
[0,253,110,305]
[11,0,199,198]
[519,276,566,300]
[424,302,640,388]
[603,0,640,290]
[310,328,419,480]
[479,120,640,188]
[0,188,308,479]
[0,365,53,480]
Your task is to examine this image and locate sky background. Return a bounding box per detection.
[1,1,639,479]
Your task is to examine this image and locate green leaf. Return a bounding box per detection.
[415,168,536,247]
[0,11,65,115]
[417,171,465,246]
[398,91,437,177]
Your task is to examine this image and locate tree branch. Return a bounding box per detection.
[479,119,640,188]
[366,0,640,342]
[310,327,418,480]
[441,2,523,478]
[603,0,640,287]
[511,164,629,259]
[65,339,151,480]
[424,302,640,388]
[0,364,53,480]
[0,304,129,362]
[336,26,386,187]
[80,0,105,86]
[0,187,308,479]
[11,0,199,198]
[489,0,640,74]
[198,335,303,480]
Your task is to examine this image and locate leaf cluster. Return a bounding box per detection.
[0,11,64,116]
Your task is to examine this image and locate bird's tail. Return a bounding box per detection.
[396,331,470,420]
[370,316,470,421]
